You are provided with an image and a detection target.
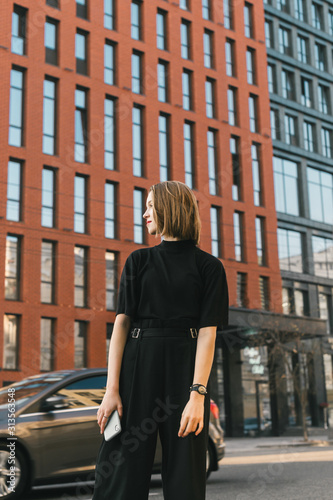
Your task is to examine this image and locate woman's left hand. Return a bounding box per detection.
[178,392,205,437]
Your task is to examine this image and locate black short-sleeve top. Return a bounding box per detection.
[116,239,229,330]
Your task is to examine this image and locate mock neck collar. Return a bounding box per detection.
[158,239,196,252]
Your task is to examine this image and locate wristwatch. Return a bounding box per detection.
[189,384,207,395]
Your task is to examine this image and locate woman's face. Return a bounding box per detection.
[143,191,158,235]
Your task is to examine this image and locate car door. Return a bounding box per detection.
[36,374,107,479]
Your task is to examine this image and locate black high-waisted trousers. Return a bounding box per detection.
[92,326,210,500]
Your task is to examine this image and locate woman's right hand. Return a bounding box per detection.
[96,390,123,435]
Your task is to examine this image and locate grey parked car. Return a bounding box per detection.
[0,368,225,499]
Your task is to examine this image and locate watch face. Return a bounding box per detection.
[198,386,206,394]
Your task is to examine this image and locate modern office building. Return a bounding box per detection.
[263,0,333,429]
[0,0,329,437]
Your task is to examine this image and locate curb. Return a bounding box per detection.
[257,439,333,448]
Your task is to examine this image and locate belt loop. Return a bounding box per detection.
[190,328,198,339]
[131,328,141,339]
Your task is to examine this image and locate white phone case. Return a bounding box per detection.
[103,410,122,441]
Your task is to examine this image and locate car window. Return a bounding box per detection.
[46,375,107,410]
[0,373,71,409]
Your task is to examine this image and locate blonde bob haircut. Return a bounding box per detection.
[149,181,201,245]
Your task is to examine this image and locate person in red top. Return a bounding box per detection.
[93,181,229,500]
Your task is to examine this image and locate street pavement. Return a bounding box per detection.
[28,433,333,500]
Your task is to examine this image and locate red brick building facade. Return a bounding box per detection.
[2,0,325,436]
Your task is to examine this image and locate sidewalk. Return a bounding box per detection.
[224,428,333,455]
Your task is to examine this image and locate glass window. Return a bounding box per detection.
[228,87,237,126]
[5,235,20,300]
[46,0,59,7]
[230,136,241,201]
[277,0,290,13]
[233,212,244,262]
[41,241,55,304]
[133,189,144,244]
[75,30,88,75]
[131,1,141,40]
[318,85,329,115]
[157,10,167,50]
[207,129,218,196]
[3,315,19,370]
[244,3,254,38]
[74,246,87,307]
[204,30,213,69]
[265,20,273,48]
[158,61,168,102]
[75,87,88,163]
[312,2,323,30]
[259,276,270,311]
[277,228,303,272]
[105,182,116,239]
[321,128,332,158]
[45,18,58,65]
[312,236,333,279]
[159,114,170,182]
[248,94,258,133]
[182,70,192,111]
[267,64,276,93]
[104,97,115,170]
[74,321,87,368]
[255,217,265,266]
[184,121,195,189]
[76,0,88,19]
[74,175,87,234]
[202,0,212,21]
[281,69,294,100]
[49,373,108,406]
[205,78,216,119]
[132,51,142,94]
[40,318,55,371]
[42,167,56,228]
[210,206,221,258]
[180,0,189,10]
[318,289,333,334]
[307,167,333,224]
[246,48,255,85]
[225,39,235,77]
[6,160,22,222]
[104,0,114,30]
[106,252,117,311]
[284,114,298,146]
[270,108,280,140]
[315,43,326,71]
[329,10,333,36]
[297,36,308,64]
[9,68,24,147]
[303,121,315,152]
[251,143,262,206]
[181,20,190,59]
[132,105,143,177]
[278,27,292,56]
[43,77,57,155]
[237,273,247,308]
[301,77,312,108]
[104,41,115,85]
[224,0,233,30]
[294,0,305,21]
[273,156,299,215]
[11,5,27,55]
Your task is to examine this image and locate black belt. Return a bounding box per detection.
[130,327,198,339]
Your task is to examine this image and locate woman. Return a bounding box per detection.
[93,181,228,500]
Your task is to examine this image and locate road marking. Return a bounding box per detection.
[221,450,333,465]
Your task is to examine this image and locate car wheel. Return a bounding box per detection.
[206,441,214,479]
[0,444,30,499]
